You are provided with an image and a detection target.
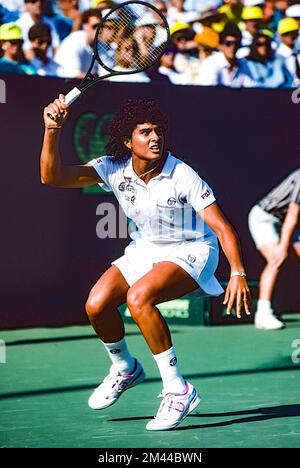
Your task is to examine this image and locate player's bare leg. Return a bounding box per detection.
[86,266,145,410]
[85,265,129,342]
[126,261,198,354]
[255,242,285,329]
[126,261,201,430]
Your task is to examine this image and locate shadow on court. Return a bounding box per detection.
[0,364,297,400]
[108,404,300,430]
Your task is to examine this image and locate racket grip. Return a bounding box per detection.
[47,87,82,120]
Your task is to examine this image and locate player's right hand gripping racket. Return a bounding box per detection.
[47,1,170,120]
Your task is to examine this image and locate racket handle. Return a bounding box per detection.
[47,87,82,120]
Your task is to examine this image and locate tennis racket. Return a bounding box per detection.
[47,1,170,120]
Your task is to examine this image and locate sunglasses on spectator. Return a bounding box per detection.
[8,39,23,45]
[26,0,41,3]
[35,38,51,46]
[222,39,240,47]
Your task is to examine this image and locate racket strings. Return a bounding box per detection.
[96,3,169,73]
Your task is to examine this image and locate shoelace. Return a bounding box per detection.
[155,392,185,418]
[100,369,130,395]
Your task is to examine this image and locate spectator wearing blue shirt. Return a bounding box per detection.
[0,22,36,75]
[246,30,293,87]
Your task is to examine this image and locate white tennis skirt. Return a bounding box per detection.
[112,237,224,297]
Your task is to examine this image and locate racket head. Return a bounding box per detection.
[93,1,170,75]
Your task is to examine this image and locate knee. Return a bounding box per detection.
[126,286,152,322]
[85,292,106,321]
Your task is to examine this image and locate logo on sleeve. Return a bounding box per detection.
[118,182,126,192]
[201,190,211,199]
[169,357,177,366]
[110,349,121,354]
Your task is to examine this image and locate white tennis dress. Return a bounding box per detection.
[91,152,224,297]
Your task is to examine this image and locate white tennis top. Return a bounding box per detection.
[91,152,217,245]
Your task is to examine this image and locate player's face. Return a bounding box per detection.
[126,123,164,161]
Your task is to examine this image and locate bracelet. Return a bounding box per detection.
[230,271,247,278]
[46,126,62,130]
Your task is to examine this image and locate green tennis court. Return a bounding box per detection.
[1,315,300,448]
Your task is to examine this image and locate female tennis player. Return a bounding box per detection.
[41,95,251,431]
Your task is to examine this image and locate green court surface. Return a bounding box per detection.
[1,315,300,448]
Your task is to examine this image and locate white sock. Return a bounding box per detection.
[256,299,273,315]
[153,346,186,394]
[101,338,135,374]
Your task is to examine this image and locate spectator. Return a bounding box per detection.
[0,22,36,75]
[25,22,65,76]
[52,0,81,42]
[158,45,191,84]
[170,22,199,83]
[248,169,300,330]
[285,4,300,50]
[16,0,60,54]
[238,6,264,58]
[218,0,244,25]
[55,8,102,78]
[276,17,300,87]
[246,30,293,87]
[194,25,219,62]
[197,22,254,87]
[106,32,150,82]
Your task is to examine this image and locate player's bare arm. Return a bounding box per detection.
[198,202,252,318]
[40,94,103,188]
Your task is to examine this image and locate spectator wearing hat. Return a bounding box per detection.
[51,0,81,42]
[276,18,300,86]
[246,29,293,87]
[55,8,102,78]
[16,0,60,54]
[218,0,244,26]
[238,6,264,57]
[170,22,200,81]
[197,22,254,87]
[286,4,300,49]
[25,22,66,76]
[194,25,219,61]
[0,22,36,75]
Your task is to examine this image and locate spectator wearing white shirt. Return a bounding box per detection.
[55,8,102,78]
[197,22,254,87]
[16,0,60,54]
[26,22,66,77]
[276,17,300,86]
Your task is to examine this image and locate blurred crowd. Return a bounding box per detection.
[0,0,300,87]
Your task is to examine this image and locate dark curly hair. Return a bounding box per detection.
[106,98,168,159]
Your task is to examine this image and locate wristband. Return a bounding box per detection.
[230,271,247,278]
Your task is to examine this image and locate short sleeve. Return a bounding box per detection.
[89,156,112,192]
[180,164,216,212]
[291,170,300,204]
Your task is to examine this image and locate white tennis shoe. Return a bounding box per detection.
[146,382,201,431]
[255,311,285,330]
[88,359,145,410]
